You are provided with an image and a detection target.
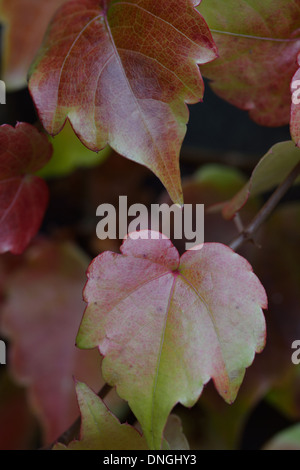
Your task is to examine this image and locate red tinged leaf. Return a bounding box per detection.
[291,54,300,146]
[198,0,300,127]
[0,0,67,90]
[0,240,103,444]
[28,0,218,205]
[76,232,267,449]
[0,123,52,254]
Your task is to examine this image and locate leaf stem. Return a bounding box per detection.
[229,161,300,251]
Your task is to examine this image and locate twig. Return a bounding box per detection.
[229,161,300,251]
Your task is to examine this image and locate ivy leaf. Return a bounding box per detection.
[54,382,189,450]
[0,123,52,255]
[0,240,103,444]
[76,232,267,449]
[198,0,300,126]
[222,141,300,220]
[54,382,149,450]
[291,54,300,146]
[28,0,217,205]
[0,0,67,89]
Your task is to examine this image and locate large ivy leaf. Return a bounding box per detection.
[0,0,67,90]
[76,232,267,449]
[28,0,218,205]
[0,240,103,444]
[198,0,300,126]
[291,54,300,146]
[0,123,52,254]
[222,141,300,220]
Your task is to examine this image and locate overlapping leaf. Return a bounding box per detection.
[0,123,52,254]
[54,382,189,450]
[54,382,148,450]
[222,141,300,220]
[76,232,267,449]
[0,240,103,444]
[198,0,300,126]
[29,0,218,204]
[0,0,67,89]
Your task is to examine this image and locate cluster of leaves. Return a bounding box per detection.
[0,0,300,450]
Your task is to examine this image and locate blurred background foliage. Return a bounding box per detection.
[0,12,300,449]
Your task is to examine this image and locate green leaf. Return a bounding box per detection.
[28,0,218,204]
[263,423,300,450]
[54,381,149,450]
[76,233,267,449]
[38,121,110,178]
[198,0,300,126]
[222,141,300,220]
[54,382,189,450]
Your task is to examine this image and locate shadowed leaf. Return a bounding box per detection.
[0,240,103,444]
[0,123,52,254]
[222,141,300,220]
[38,121,111,178]
[263,423,300,450]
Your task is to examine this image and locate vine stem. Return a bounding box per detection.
[229,161,300,251]
[41,383,112,450]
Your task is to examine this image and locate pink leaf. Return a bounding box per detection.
[77,231,267,449]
